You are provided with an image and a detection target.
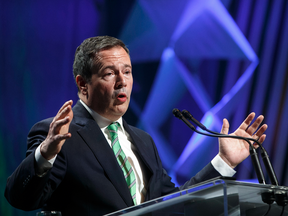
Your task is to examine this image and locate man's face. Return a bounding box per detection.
[86,46,133,121]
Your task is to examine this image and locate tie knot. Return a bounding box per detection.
[107,122,120,133]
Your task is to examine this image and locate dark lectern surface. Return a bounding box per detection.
[105,178,288,216]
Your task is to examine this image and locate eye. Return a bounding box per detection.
[104,71,114,76]
[102,70,115,80]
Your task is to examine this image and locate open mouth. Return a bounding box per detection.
[118,93,126,98]
[117,93,127,102]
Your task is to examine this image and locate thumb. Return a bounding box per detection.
[221,118,229,135]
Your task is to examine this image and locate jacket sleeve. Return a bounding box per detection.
[4,118,67,211]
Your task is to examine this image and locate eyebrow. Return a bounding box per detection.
[102,64,132,71]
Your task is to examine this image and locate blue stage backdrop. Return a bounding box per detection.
[1,0,288,215]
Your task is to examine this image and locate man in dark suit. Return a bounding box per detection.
[5,36,267,215]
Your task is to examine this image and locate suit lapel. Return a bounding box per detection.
[72,101,134,207]
[123,120,154,177]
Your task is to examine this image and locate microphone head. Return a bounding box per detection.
[172,108,182,119]
[182,110,190,119]
[181,109,207,130]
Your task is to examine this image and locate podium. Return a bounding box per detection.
[105,178,288,216]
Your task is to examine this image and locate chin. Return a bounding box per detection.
[114,108,128,117]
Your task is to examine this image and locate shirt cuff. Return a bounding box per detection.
[211,154,236,177]
[35,144,56,176]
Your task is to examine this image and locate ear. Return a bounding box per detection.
[76,75,88,95]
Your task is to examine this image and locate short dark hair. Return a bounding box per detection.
[73,36,129,91]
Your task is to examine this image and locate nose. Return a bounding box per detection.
[116,72,127,89]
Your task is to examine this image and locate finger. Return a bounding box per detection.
[51,116,71,133]
[220,118,229,134]
[57,100,73,116]
[253,134,266,149]
[245,115,264,136]
[55,104,72,121]
[238,112,256,132]
[53,133,72,143]
[60,105,72,118]
[254,133,267,145]
[258,134,266,144]
[252,124,268,139]
[43,132,71,159]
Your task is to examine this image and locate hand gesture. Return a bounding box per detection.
[218,112,268,168]
[40,100,73,160]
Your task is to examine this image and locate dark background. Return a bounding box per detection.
[1,0,288,215]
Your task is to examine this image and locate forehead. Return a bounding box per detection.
[97,46,131,65]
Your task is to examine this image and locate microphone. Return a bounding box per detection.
[172,108,266,184]
[182,110,278,186]
[182,110,207,131]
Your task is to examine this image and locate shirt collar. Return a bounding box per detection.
[79,99,124,131]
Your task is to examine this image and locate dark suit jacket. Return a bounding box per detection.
[5,101,220,216]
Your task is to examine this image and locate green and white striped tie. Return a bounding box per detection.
[107,122,137,205]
